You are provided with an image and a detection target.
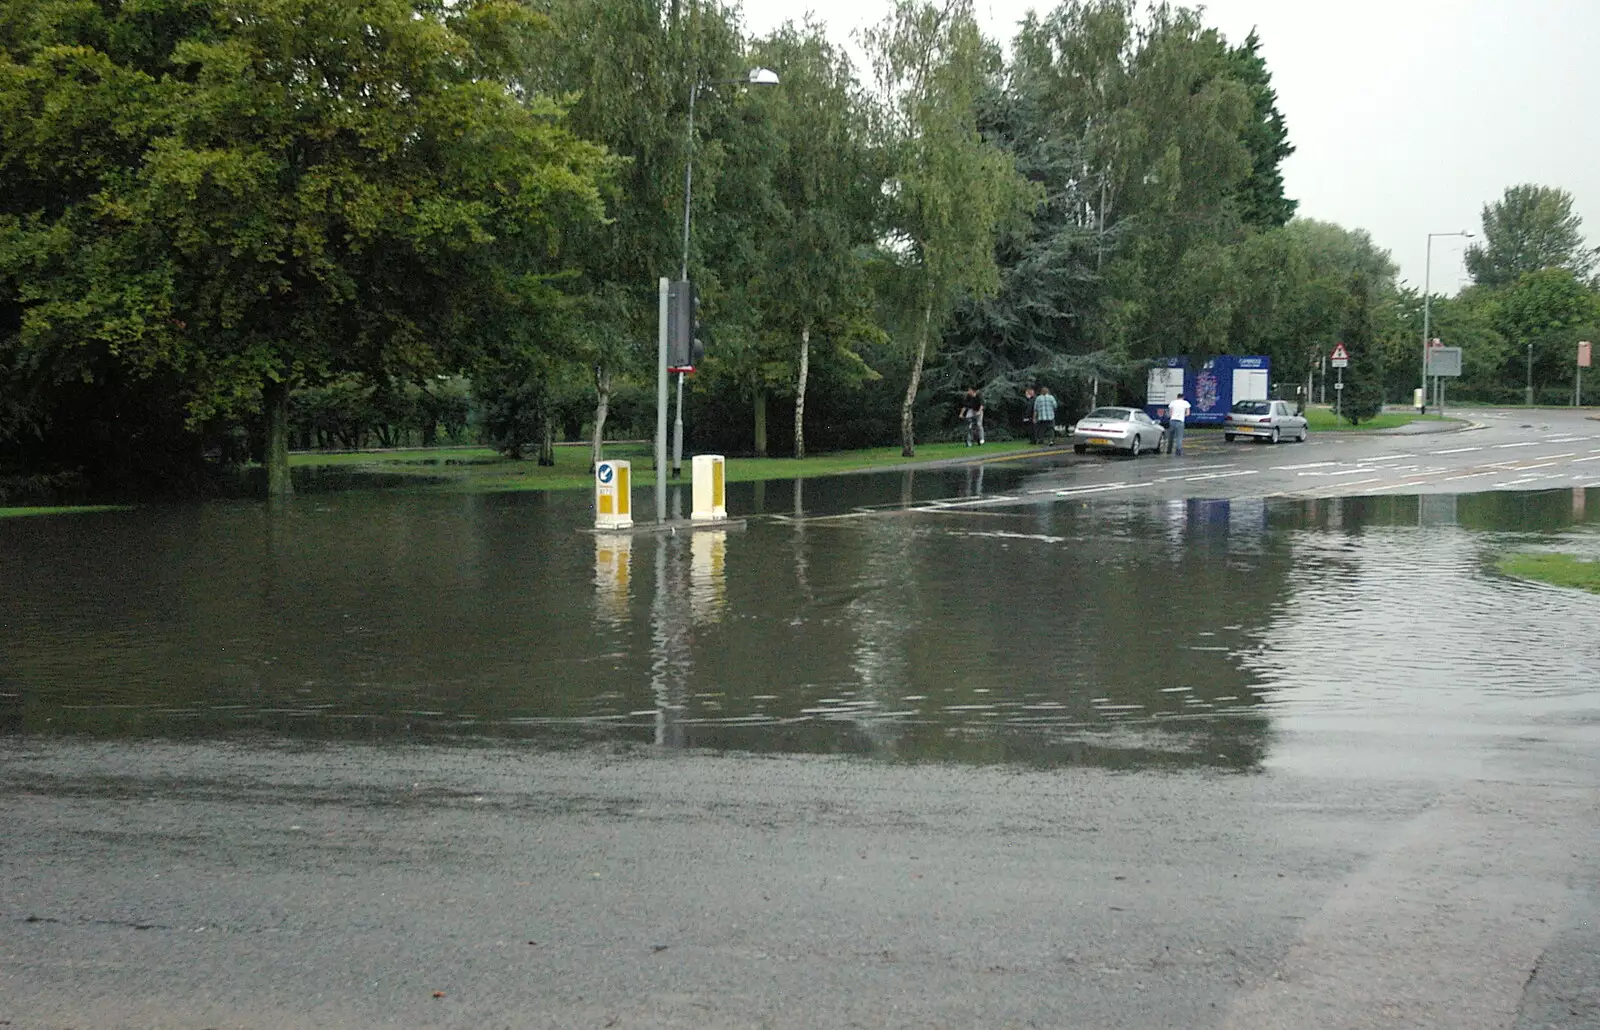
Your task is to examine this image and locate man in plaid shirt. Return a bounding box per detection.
[1032,386,1057,444]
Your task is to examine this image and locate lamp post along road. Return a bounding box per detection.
[666,67,780,482]
[1420,230,1472,412]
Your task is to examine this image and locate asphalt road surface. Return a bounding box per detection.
[940,407,1600,508]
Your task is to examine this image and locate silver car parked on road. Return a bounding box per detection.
[1223,399,1308,444]
[1070,406,1165,457]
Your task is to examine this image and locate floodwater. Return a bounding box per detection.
[3,470,1599,775]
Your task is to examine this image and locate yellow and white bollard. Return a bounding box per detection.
[594,460,632,529]
[691,454,726,521]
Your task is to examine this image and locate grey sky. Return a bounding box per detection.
[743,0,1600,295]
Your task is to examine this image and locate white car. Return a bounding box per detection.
[1070,406,1165,457]
[1223,399,1308,444]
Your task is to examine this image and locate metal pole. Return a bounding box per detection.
[680,84,698,282]
[656,277,669,523]
[671,371,685,477]
[1526,342,1534,406]
[1336,367,1342,418]
[1320,353,1326,404]
[1420,234,1432,412]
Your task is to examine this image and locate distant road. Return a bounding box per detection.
[934,408,1600,509]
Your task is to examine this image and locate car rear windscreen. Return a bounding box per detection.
[1230,401,1270,414]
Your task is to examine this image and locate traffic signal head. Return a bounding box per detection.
[668,279,700,372]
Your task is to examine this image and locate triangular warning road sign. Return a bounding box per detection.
[1330,343,1349,361]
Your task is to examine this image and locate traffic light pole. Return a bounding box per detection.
[656,277,669,523]
[672,373,685,478]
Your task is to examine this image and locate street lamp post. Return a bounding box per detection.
[663,67,780,486]
[1420,230,1472,412]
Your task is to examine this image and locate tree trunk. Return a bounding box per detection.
[590,364,611,471]
[263,377,293,501]
[538,411,555,466]
[754,390,768,457]
[900,300,933,457]
[794,324,810,459]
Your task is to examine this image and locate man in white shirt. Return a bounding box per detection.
[1166,393,1191,455]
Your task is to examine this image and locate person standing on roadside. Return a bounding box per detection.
[1033,386,1057,445]
[960,386,985,446]
[1166,391,1191,455]
[1021,386,1036,443]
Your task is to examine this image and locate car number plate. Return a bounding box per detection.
[1089,437,1111,445]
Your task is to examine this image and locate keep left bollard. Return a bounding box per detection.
[594,460,632,529]
[691,454,726,521]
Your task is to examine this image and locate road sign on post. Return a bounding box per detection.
[1330,343,1349,368]
[1579,341,1591,407]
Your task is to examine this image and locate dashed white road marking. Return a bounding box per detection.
[1270,461,1339,471]
[1494,441,1542,448]
[1053,482,1144,498]
[1432,446,1482,455]
[1572,454,1600,463]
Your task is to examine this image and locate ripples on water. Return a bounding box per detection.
[2,482,1597,772]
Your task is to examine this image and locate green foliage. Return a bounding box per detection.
[1466,184,1598,288]
[1,0,615,493]
[1340,273,1384,424]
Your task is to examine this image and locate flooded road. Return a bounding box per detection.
[5,428,1600,1029]
[2,470,1599,777]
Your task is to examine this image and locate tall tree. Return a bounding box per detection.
[1465,184,1598,288]
[737,22,883,459]
[1,0,614,498]
[1225,30,1296,230]
[864,0,1034,457]
[1340,273,1384,424]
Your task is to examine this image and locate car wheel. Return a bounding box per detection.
[1269,426,1280,444]
[1073,444,1086,454]
[1297,425,1308,442]
[1224,433,1235,442]
[1129,435,1142,457]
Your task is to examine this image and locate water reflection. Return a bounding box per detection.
[2,481,1597,773]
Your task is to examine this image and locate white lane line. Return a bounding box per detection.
[1432,446,1483,455]
[1573,454,1600,463]
[1053,482,1144,498]
[1511,462,1559,471]
[1170,463,1239,472]
[1357,453,1416,462]
[1300,468,1373,477]
[1494,441,1542,448]
[1441,471,1498,482]
[1529,453,1577,461]
[1270,461,1339,470]
[1181,470,1259,482]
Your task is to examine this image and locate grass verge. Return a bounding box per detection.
[289,439,1040,493]
[1303,408,1449,432]
[1497,552,1600,595]
[0,505,131,519]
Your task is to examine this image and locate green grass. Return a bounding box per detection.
[1497,552,1600,595]
[1302,408,1448,432]
[0,504,130,519]
[288,439,1043,493]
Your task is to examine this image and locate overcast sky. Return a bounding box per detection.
[742,0,1600,295]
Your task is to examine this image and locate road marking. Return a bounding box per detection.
[1052,482,1144,497]
[1529,453,1576,461]
[1270,461,1338,470]
[1169,463,1239,472]
[1432,446,1483,455]
[1494,441,1542,448]
[1181,470,1259,482]
[1511,462,1559,471]
[1357,453,1416,462]
[1441,471,1498,482]
[1571,454,1600,463]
